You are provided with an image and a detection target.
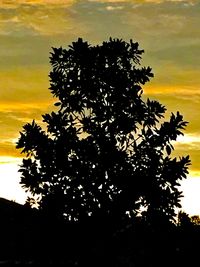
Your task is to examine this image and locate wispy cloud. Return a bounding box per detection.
[0,0,76,7]
[88,0,196,3]
[176,134,200,146]
[0,97,54,159]
[0,4,76,36]
[170,133,200,172]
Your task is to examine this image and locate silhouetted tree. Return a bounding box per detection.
[16,38,190,227]
[177,211,193,228]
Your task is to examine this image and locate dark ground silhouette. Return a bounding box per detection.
[0,198,199,266]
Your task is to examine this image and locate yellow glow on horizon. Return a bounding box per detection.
[176,134,200,145]
[0,157,27,204]
[180,172,200,216]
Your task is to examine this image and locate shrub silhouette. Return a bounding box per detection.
[16,38,190,229]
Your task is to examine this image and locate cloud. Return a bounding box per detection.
[0,4,76,36]
[0,66,51,100]
[141,92,200,172]
[0,100,54,160]
[143,93,200,135]
[106,5,124,10]
[176,134,200,146]
[0,0,197,39]
[0,140,21,158]
[0,0,199,54]
[169,133,200,172]
[88,0,196,2]
[0,0,76,7]
[144,66,200,95]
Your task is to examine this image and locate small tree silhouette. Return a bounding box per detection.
[191,215,200,225]
[178,211,193,228]
[16,38,190,227]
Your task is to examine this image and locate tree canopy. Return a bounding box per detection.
[16,38,190,226]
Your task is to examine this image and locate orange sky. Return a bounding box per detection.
[0,0,200,215]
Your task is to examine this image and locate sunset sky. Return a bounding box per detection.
[0,0,200,215]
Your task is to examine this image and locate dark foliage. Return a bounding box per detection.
[16,38,190,230]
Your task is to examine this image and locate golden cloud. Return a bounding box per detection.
[0,0,85,37]
[0,66,52,101]
[0,140,22,158]
[88,0,197,3]
[0,0,76,7]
